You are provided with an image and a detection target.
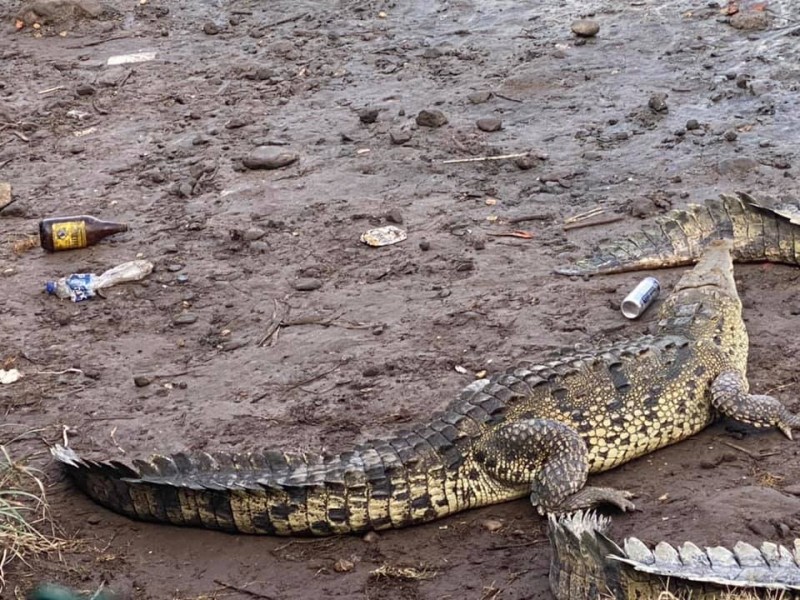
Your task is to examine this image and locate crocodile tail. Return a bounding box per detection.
[554,192,800,276]
[547,511,627,600]
[51,420,469,536]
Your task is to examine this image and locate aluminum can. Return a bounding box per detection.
[621,276,660,319]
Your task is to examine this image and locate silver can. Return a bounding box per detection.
[621,276,660,319]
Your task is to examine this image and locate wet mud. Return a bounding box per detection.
[2,0,800,598]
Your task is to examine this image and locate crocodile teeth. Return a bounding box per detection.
[624,538,655,565]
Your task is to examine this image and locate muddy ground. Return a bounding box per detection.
[2,0,800,598]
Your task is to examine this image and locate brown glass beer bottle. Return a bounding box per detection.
[39,215,129,252]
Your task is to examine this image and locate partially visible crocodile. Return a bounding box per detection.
[548,511,800,599]
[52,239,800,535]
[555,191,800,276]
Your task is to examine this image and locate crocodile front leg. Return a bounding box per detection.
[478,419,635,515]
[712,371,800,439]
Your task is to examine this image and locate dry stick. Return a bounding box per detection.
[442,152,529,165]
[508,214,551,224]
[563,215,625,231]
[494,92,523,103]
[67,33,132,49]
[488,538,546,551]
[265,12,308,28]
[37,85,66,94]
[564,207,605,224]
[214,579,275,600]
[720,440,779,459]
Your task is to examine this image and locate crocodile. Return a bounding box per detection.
[548,511,800,599]
[51,239,800,535]
[554,191,800,276]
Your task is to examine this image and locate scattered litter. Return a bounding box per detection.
[46,259,154,302]
[107,51,157,65]
[621,277,660,319]
[66,109,91,120]
[0,182,12,211]
[442,152,529,165]
[37,85,66,94]
[360,225,407,247]
[454,365,468,374]
[73,126,97,137]
[39,214,129,252]
[0,369,23,384]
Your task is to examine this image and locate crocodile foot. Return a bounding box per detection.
[533,486,637,516]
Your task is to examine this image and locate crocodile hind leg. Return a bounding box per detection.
[479,419,636,515]
[712,371,800,439]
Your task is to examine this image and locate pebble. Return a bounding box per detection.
[481,519,503,533]
[294,278,323,291]
[571,19,600,37]
[250,241,269,253]
[75,83,96,96]
[730,11,769,30]
[133,375,152,388]
[629,197,654,219]
[173,313,198,325]
[416,109,448,128]
[333,558,354,573]
[225,117,251,129]
[419,240,431,251]
[467,91,492,104]
[514,156,536,170]
[385,209,404,224]
[685,119,700,131]
[723,129,738,142]
[243,227,266,241]
[476,117,502,132]
[363,531,380,544]
[243,147,299,170]
[358,107,380,124]
[176,274,189,284]
[87,514,102,525]
[422,47,442,59]
[648,93,669,113]
[389,129,412,144]
[203,22,221,35]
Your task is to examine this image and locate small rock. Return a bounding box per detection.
[473,238,486,250]
[685,119,700,131]
[730,11,769,30]
[243,147,299,170]
[75,83,95,96]
[514,155,536,170]
[476,117,502,132]
[173,313,198,325]
[416,109,448,128]
[225,117,251,129]
[203,22,220,35]
[571,19,600,38]
[334,558,355,573]
[363,531,380,544]
[294,278,323,291]
[481,519,503,533]
[456,260,475,272]
[421,47,442,59]
[176,274,189,284]
[250,241,269,253]
[389,129,412,145]
[629,197,654,219]
[243,227,266,241]
[467,91,492,104]
[385,209,403,224]
[358,107,380,124]
[133,375,152,388]
[648,93,669,113]
[723,129,738,142]
[736,74,750,89]
[419,240,430,251]
[87,514,102,525]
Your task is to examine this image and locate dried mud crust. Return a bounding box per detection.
[2,0,800,598]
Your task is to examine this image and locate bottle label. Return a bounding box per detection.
[52,221,88,250]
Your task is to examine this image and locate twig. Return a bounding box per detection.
[564,207,605,224]
[494,92,523,103]
[35,368,84,376]
[37,85,65,95]
[11,131,30,143]
[563,215,624,231]
[265,12,308,28]
[258,298,284,347]
[67,33,132,49]
[213,579,275,599]
[508,213,551,224]
[231,10,254,15]
[488,538,546,551]
[442,152,529,165]
[720,440,779,459]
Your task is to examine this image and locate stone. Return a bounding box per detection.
[173,313,198,325]
[203,22,220,35]
[571,19,600,37]
[476,117,502,132]
[358,107,380,124]
[294,278,323,291]
[419,240,430,251]
[648,93,669,113]
[133,375,151,388]
[685,119,700,131]
[242,227,266,241]
[730,11,769,30]
[385,209,403,224]
[242,147,298,170]
[416,109,448,128]
[389,129,412,144]
[481,519,503,532]
[75,83,95,96]
[717,157,759,175]
[467,91,492,104]
[723,129,738,142]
